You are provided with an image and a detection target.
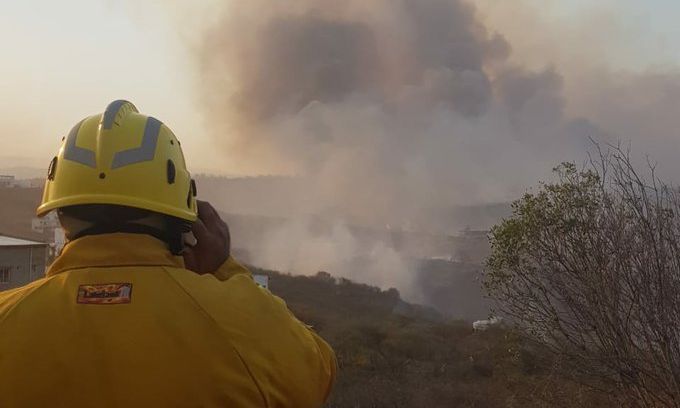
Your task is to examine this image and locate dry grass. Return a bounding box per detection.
[258,268,616,408]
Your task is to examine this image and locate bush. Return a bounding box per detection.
[486,146,680,407]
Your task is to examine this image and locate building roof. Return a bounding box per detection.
[0,235,46,247]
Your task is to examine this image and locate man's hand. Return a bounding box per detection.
[182,200,230,274]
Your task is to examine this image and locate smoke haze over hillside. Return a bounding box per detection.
[182,0,680,303]
[56,0,670,308]
[2,0,680,313]
[195,0,680,211]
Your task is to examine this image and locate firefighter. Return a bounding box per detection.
[0,100,336,407]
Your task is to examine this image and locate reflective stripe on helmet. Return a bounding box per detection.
[111,117,162,169]
[102,99,130,129]
[63,120,96,168]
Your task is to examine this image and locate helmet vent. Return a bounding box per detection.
[47,157,58,181]
[186,179,196,209]
[167,160,176,184]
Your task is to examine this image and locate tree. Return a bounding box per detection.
[485,146,680,407]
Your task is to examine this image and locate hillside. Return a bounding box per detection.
[415,259,491,319]
[256,268,615,408]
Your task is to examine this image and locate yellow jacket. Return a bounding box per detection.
[0,233,336,407]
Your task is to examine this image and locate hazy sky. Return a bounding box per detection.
[0,0,213,171]
[1,0,679,175]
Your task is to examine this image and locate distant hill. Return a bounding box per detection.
[195,175,305,218]
[0,187,45,241]
[195,174,512,233]
[0,167,44,180]
[0,173,513,232]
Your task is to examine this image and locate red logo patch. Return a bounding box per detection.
[77,283,132,305]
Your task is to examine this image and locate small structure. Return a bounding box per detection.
[32,212,60,233]
[460,228,489,239]
[31,213,66,255]
[0,175,15,187]
[54,227,66,254]
[253,274,269,289]
[473,316,503,331]
[0,235,48,290]
[13,179,43,188]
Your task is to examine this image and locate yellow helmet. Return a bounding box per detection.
[37,100,198,221]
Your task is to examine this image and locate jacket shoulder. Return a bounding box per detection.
[0,278,52,321]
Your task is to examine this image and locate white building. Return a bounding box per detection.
[32,212,60,234]
[54,227,66,254]
[473,317,503,331]
[0,235,48,290]
[253,274,269,289]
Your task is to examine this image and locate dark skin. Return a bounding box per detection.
[182,200,231,274]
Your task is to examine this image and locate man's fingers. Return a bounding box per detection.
[182,247,197,269]
[196,200,210,214]
[218,220,230,241]
[197,200,218,221]
[185,200,231,274]
[191,217,210,241]
[206,201,220,219]
[197,200,226,237]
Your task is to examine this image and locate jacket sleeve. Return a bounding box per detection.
[192,257,337,406]
[212,256,251,281]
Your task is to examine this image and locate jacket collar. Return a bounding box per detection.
[47,233,185,276]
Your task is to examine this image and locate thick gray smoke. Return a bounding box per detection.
[198,0,596,223]
[193,0,680,301]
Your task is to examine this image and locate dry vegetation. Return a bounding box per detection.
[258,268,614,407]
[487,148,680,407]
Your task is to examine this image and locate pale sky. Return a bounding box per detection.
[475,0,680,71]
[0,0,217,172]
[1,0,679,175]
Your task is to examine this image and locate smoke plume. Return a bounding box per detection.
[198,0,598,220]
[191,0,680,302]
